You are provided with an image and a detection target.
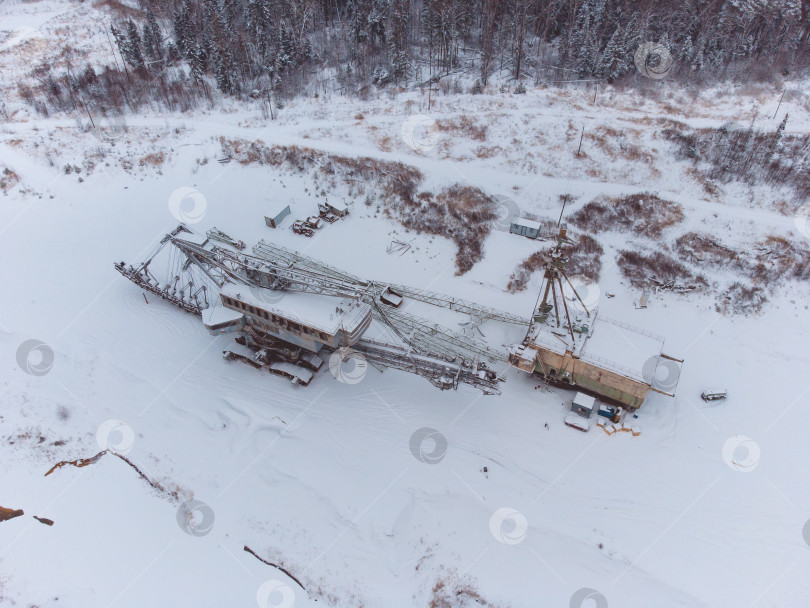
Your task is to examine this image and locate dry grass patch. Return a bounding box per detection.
[435,115,487,141]
[138,151,165,167]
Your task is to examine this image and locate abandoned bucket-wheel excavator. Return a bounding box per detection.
[115,221,682,408]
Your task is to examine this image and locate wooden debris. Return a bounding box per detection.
[0,506,24,523]
[45,451,172,499]
[45,451,106,476]
[243,546,308,592]
[387,240,411,256]
[34,516,54,526]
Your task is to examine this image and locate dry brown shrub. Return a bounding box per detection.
[570,192,684,238]
[394,184,497,274]
[750,235,810,283]
[428,573,502,608]
[675,232,742,267]
[475,146,501,159]
[715,282,767,315]
[617,250,707,290]
[674,231,810,294]
[507,233,603,292]
[685,166,719,195]
[1,167,20,193]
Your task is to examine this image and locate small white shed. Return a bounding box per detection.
[570,392,596,418]
[510,217,541,239]
[326,200,349,217]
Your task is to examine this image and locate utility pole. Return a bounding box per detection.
[772,89,785,120]
[577,126,585,156]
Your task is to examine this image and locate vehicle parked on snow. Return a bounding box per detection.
[292,221,314,237]
[318,203,339,223]
[564,413,590,432]
[701,388,727,402]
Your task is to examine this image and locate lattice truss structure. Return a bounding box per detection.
[115,224,529,393]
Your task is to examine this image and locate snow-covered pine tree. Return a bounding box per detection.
[172,1,194,59]
[596,26,626,82]
[142,9,164,63]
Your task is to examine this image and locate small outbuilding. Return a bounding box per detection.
[380,287,403,307]
[570,392,596,419]
[265,204,291,228]
[326,200,349,217]
[510,217,541,239]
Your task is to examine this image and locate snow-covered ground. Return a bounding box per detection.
[2,2,810,607]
